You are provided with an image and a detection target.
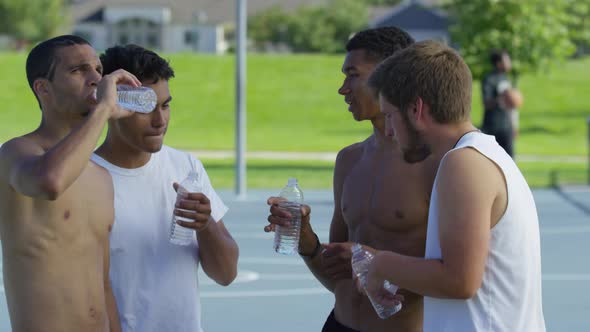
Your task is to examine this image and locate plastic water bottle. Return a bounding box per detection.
[170,171,201,246]
[274,178,304,255]
[117,85,157,113]
[351,243,402,319]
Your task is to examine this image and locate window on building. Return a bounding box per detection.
[147,33,159,49]
[115,17,161,49]
[119,34,129,44]
[184,30,199,45]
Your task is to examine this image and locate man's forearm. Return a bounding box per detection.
[299,226,337,292]
[33,109,110,197]
[373,251,476,299]
[197,220,239,286]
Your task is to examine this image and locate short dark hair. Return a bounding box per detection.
[369,41,473,123]
[100,44,174,83]
[345,26,415,63]
[490,49,509,66]
[26,35,91,91]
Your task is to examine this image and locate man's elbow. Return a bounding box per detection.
[449,278,481,300]
[217,269,237,287]
[39,172,66,200]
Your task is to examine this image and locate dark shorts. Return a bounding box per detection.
[322,310,360,332]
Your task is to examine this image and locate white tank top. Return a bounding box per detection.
[423,132,546,332]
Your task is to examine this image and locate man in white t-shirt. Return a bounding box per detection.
[364,41,545,331]
[91,44,239,332]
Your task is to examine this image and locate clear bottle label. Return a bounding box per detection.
[117,85,157,113]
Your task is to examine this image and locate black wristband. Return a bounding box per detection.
[299,232,321,259]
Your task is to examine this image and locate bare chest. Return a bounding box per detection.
[18,166,115,251]
[340,154,430,242]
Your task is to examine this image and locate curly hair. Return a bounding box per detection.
[346,26,415,63]
[100,44,174,83]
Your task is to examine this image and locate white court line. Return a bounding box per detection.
[200,270,260,286]
[199,273,590,299]
[541,226,590,235]
[200,271,317,286]
[201,287,330,298]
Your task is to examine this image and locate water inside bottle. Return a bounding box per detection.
[117,86,157,113]
[169,187,195,245]
[273,201,302,255]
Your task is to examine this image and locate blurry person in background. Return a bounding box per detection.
[481,49,523,157]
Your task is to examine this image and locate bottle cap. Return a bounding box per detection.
[287,178,298,186]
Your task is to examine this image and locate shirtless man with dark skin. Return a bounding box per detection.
[0,35,137,332]
[265,27,432,332]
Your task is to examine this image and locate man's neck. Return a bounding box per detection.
[35,112,86,146]
[428,122,479,162]
[372,126,395,148]
[95,140,153,169]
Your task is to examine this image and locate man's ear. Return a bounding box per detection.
[410,97,431,129]
[407,97,423,124]
[33,79,49,97]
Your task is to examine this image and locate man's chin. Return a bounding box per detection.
[351,112,364,121]
[81,105,97,117]
[144,143,163,153]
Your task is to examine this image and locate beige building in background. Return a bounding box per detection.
[69,0,327,53]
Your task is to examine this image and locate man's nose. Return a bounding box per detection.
[151,108,166,127]
[88,69,102,86]
[338,81,350,95]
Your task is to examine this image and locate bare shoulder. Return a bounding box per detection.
[0,137,44,179]
[335,142,364,169]
[0,136,44,159]
[438,147,504,193]
[88,161,112,184]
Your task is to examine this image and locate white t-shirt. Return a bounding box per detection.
[92,146,228,332]
[424,132,545,332]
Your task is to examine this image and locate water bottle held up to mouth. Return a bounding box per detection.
[116,85,157,113]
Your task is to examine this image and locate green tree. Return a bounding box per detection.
[248,0,369,53]
[566,0,590,56]
[248,6,293,50]
[446,0,575,79]
[0,0,69,46]
[362,0,402,5]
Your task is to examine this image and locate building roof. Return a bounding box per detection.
[371,0,449,30]
[71,0,329,25]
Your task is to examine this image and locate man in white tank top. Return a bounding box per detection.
[362,40,546,331]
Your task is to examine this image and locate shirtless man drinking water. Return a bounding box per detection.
[0,35,138,332]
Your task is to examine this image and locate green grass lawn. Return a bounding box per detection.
[199,158,588,190]
[1,52,588,188]
[201,159,336,189]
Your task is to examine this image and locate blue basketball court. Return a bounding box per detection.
[1,187,589,331]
